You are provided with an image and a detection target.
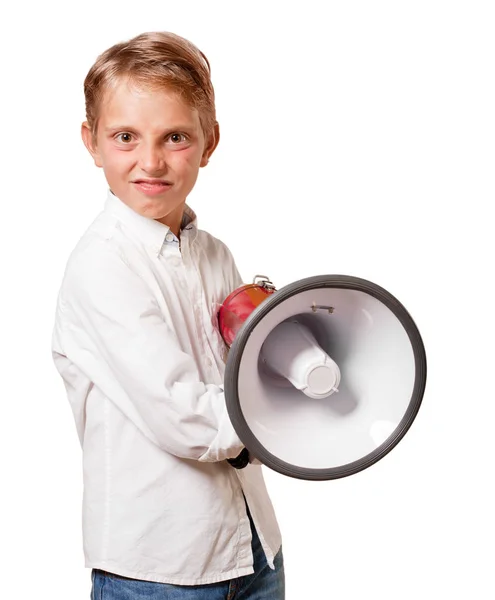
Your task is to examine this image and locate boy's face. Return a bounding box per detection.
[81,80,218,234]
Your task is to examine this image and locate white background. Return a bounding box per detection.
[1,1,494,598]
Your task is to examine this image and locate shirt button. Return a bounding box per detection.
[206,358,212,367]
[165,233,174,242]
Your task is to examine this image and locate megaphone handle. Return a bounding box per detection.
[227,448,250,469]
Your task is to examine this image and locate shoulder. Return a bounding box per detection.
[61,213,143,300]
[194,227,244,289]
[65,216,116,269]
[195,228,236,262]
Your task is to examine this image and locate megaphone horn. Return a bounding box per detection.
[219,275,427,481]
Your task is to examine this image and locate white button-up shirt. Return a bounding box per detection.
[52,191,281,585]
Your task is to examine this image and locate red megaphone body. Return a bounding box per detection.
[218,276,276,347]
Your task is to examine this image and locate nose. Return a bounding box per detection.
[138,142,167,175]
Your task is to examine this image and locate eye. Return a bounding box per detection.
[167,133,188,144]
[115,132,133,143]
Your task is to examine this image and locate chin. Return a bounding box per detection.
[141,207,169,220]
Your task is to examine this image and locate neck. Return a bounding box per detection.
[156,206,184,237]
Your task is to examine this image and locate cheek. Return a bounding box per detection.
[101,146,133,172]
[173,147,203,173]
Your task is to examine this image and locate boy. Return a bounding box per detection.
[52,31,284,599]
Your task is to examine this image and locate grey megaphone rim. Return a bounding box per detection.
[224,274,427,481]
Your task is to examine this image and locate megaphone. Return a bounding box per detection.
[219,275,427,480]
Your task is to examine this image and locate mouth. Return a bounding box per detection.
[132,179,173,195]
[133,178,172,185]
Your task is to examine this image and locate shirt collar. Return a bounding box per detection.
[104,190,198,256]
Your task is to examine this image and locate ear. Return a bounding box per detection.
[200,121,220,168]
[81,121,103,168]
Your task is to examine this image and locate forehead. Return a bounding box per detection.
[98,79,201,130]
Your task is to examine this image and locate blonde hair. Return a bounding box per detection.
[84,31,216,139]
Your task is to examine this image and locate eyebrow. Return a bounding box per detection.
[104,125,196,135]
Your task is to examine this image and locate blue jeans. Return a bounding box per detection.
[90,508,284,599]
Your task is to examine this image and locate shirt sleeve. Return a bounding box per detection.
[56,239,245,463]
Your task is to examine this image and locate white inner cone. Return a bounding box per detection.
[260,320,341,399]
[238,289,415,469]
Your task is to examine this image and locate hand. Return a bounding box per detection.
[227,448,250,469]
